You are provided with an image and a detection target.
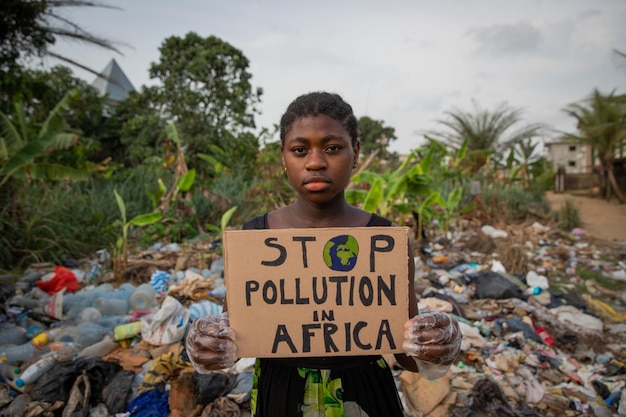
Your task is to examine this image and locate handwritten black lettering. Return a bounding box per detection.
[261,238,287,266]
[293,236,316,268]
[369,235,394,272]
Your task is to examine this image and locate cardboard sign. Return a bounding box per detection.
[224,226,409,358]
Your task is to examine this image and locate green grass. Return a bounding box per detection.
[576,265,625,292]
[556,198,581,231]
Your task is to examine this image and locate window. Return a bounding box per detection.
[569,145,576,151]
[568,161,576,167]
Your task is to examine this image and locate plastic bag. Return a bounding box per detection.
[36,266,79,295]
[474,271,524,300]
[32,357,121,405]
[141,296,190,346]
[103,369,135,413]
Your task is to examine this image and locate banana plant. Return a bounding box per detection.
[205,206,238,254]
[206,206,238,235]
[0,89,88,187]
[113,189,163,278]
[433,185,474,244]
[348,148,433,223]
[156,123,196,213]
[413,191,440,244]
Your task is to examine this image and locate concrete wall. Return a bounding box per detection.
[545,142,592,174]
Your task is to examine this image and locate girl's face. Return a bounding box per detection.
[281,115,359,206]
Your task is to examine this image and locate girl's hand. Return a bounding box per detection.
[185,313,237,372]
[402,312,462,379]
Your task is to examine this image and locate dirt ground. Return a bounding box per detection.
[545,191,626,245]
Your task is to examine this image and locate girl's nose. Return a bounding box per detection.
[305,149,327,170]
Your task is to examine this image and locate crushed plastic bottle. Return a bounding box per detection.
[208,285,226,299]
[15,344,73,387]
[0,342,34,364]
[129,283,156,312]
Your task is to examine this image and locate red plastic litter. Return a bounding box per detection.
[36,266,79,295]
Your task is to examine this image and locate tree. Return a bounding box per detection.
[563,89,626,203]
[0,0,51,72]
[1,1,123,114]
[15,66,107,136]
[148,32,263,173]
[504,138,544,189]
[430,100,544,161]
[0,0,122,71]
[112,87,168,167]
[357,116,397,157]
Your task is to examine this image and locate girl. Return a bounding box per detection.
[186,91,461,417]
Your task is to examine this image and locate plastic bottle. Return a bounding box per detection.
[0,362,21,383]
[210,257,224,275]
[76,307,103,324]
[85,262,103,283]
[24,321,45,340]
[129,283,156,312]
[77,335,119,358]
[208,285,226,299]
[119,283,137,298]
[15,352,58,387]
[113,321,142,341]
[0,342,35,363]
[30,328,63,349]
[54,322,105,350]
[94,297,129,316]
[0,323,28,345]
[8,294,44,310]
[99,315,129,330]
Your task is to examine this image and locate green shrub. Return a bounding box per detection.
[480,182,551,223]
[556,198,581,231]
[0,167,158,271]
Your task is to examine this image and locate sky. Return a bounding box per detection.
[46,0,626,154]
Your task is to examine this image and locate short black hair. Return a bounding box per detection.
[279,91,358,145]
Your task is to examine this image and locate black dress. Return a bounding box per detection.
[242,213,406,417]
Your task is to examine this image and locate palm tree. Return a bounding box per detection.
[506,138,543,189]
[2,1,125,78]
[40,1,126,76]
[430,100,545,162]
[563,89,626,204]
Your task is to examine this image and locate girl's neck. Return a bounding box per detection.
[285,198,367,228]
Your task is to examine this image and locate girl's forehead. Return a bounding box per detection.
[286,115,348,137]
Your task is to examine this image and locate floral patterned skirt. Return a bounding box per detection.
[251,356,405,417]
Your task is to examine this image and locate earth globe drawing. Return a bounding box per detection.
[323,235,359,271]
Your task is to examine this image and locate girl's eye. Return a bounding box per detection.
[292,147,307,154]
[325,145,342,152]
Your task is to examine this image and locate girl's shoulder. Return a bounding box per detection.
[366,213,393,227]
[242,213,269,230]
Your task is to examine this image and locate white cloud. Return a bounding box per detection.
[46,0,626,154]
[468,21,542,57]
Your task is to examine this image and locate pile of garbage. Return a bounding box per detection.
[1,221,625,417]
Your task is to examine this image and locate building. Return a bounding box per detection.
[544,141,592,174]
[91,58,135,103]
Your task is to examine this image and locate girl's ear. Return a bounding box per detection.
[280,144,286,167]
[353,140,361,167]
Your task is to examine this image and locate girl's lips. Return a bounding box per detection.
[304,181,329,192]
[303,175,331,192]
